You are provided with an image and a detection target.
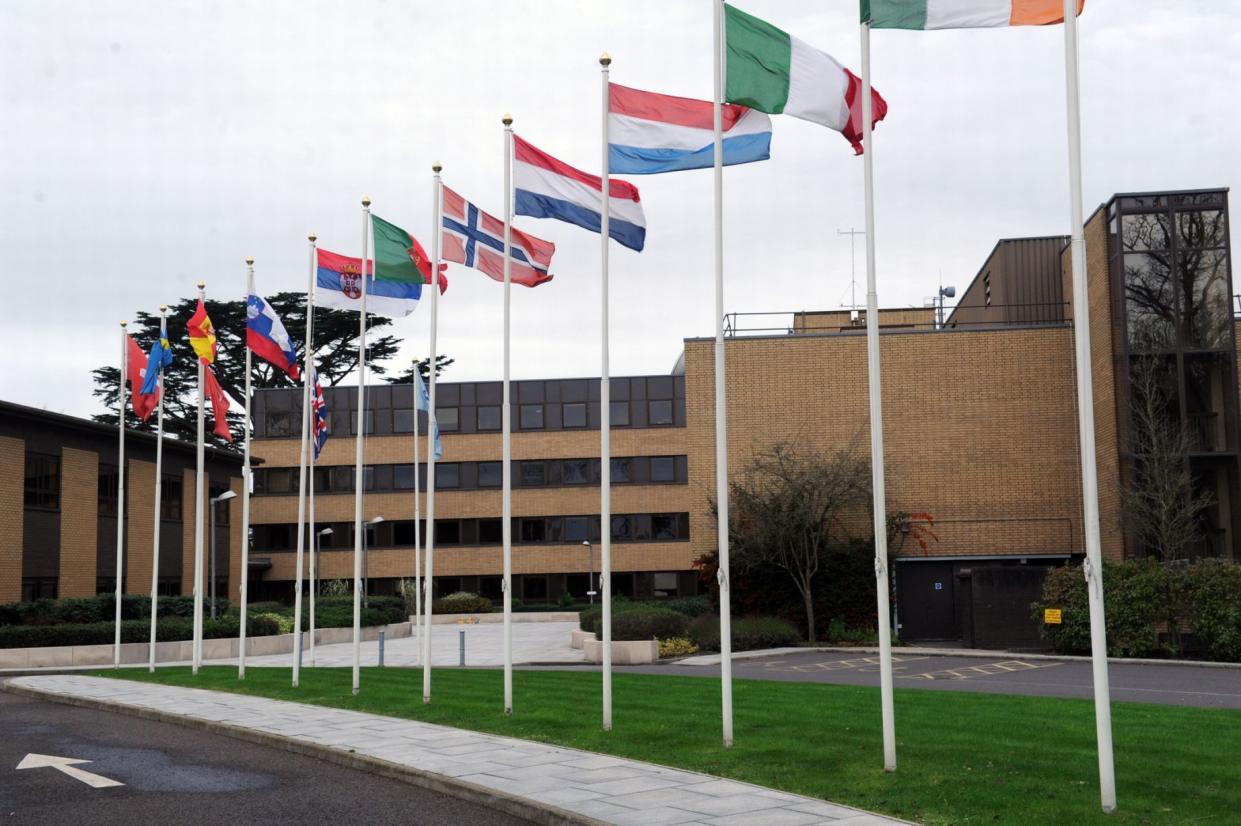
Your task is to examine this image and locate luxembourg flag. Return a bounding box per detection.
[514,135,645,253]
[608,82,772,175]
[246,294,300,380]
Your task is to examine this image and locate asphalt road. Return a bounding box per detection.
[0,692,529,825]
[546,651,1241,709]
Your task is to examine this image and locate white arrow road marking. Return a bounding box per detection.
[16,753,124,789]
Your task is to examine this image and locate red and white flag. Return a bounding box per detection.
[440,185,555,288]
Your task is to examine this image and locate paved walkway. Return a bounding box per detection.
[8,675,905,826]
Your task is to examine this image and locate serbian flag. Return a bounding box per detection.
[371,214,448,293]
[608,83,771,174]
[126,336,159,422]
[202,366,233,442]
[441,185,555,288]
[246,294,300,380]
[187,298,216,365]
[315,249,422,318]
[514,135,645,252]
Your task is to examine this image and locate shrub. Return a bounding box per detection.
[246,601,286,615]
[662,596,711,618]
[689,615,801,652]
[251,612,293,635]
[1184,559,1241,662]
[0,614,255,649]
[658,637,699,658]
[1034,560,1176,658]
[611,608,690,641]
[320,579,351,597]
[558,591,575,609]
[431,592,493,615]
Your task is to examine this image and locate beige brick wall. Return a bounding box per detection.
[125,459,155,597]
[0,436,25,602]
[58,448,99,597]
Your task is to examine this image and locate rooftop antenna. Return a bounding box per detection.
[837,228,865,312]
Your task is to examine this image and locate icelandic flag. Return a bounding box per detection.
[414,369,443,461]
[139,318,173,396]
[608,82,772,174]
[441,185,556,288]
[310,364,329,459]
[246,294,300,380]
[316,249,422,318]
[513,135,645,253]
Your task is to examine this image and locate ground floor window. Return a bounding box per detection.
[21,577,58,602]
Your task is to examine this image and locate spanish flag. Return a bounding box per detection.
[187,298,216,365]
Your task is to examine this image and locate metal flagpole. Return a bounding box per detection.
[412,358,422,667]
[240,258,255,680]
[352,199,372,696]
[502,114,515,716]
[424,165,441,703]
[860,21,897,772]
[598,53,614,732]
[114,321,128,669]
[192,281,207,675]
[711,0,734,749]
[309,446,317,667]
[1061,0,1116,811]
[291,239,313,688]
[148,306,168,672]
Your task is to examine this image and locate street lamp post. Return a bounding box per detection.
[316,527,333,599]
[364,516,384,608]
[311,527,332,667]
[208,490,237,621]
[582,540,595,605]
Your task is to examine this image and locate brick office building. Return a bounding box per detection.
[239,187,1234,647]
[0,401,244,604]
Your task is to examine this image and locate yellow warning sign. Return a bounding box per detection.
[1044,608,1063,625]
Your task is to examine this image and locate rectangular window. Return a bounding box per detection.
[610,515,633,541]
[24,453,60,509]
[98,465,119,517]
[653,572,679,596]
[478,405,502,431]
[520,518,546,543]
[521,461,546,487]
[329,466,354,492]
[519,404,544,429]
[652,514,677,540]
[609,400,630,427]
[610,458,632,484]
[478,461,501,488]
[523,575,548,601]
[161,477,183,520]
[563,402,587,428]
[478,518,502,544]
[392,520,419,546]
[564,516,590,542]
[393,409,415,433]
[394,464,417,490]
[648,399,674,426]
[435,520,461,545]
[266,411,294,437]
[267,468,293,494]
[435,463,460,489]
[348,410,375,435]
[650,456,675,483]
[562,459,590,485]
[436,407,460,432]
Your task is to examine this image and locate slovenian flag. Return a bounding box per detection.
[315,248,422,318]
[607,83,771,175]
[246,294,300,380]
[514,135,645,253]
[862,0,1082,29]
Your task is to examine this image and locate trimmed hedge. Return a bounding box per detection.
[611,608,690,641]
[431,592,493,615]
[0,594,228,627]
[661,596,712,618]
[0,615,279,649]
[689,615,801,652]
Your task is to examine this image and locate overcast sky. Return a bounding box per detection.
[2,1,1238,418]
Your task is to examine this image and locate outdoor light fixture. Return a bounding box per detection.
[582,540,596,604]
[207,490,237,619]
[936,284,957,329]
[363,516,384,605]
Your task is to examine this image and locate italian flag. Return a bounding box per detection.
[861,0,1084,30]
[724,4,886,155]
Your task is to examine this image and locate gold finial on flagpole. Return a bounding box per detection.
[600,52,611,67]
[432,161,442,173]
[362,196,371,207]
[159,304,168,313]
[502,113,513,127]
[308,232,317,242]
[245,256,254,266]
[120,321,128,328]
[196,281,205,290]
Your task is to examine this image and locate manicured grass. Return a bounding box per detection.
[97,666,1239,825]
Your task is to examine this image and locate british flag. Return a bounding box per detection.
[441,185,555,287]
[310,366,329,459]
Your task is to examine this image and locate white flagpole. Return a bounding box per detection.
[412,358,422,667]
[114,320,128,669]
[424,165,441,703]
[502,115,515,716]
[598,53,614,732]
[192,281,207,675]
[240,258,255,680]
[148,306,168,672]
[309,440,317,667]
[308,234,320,670]
[1062,0,1116,811]
[711,0,734,749]
[860,21,897,772]
[291,238,314,688]
[352,198,371,695]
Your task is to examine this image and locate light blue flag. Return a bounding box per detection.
[139,318,173,396]
[414,369,443,460]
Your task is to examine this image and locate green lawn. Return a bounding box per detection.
[96,666,1238,825]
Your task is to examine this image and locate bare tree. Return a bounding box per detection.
[726,443,870,641]
[1122,355,1215,561]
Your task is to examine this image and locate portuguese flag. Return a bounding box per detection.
[371,214,447,293]
[724,4,886,154]
[861,0,1083,30]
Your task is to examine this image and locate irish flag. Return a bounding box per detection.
[862,0,1084,29]
[724,4,886,155]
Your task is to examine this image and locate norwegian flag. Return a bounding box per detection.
[440,185,555,288]
[310,366,329,459]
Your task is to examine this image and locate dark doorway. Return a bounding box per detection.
[897,561,957,641]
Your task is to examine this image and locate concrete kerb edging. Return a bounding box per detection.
[1,679,602,826]
[674,645,1241,670]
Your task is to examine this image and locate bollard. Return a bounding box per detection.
[378,629,385,668]
[459,628,465,667]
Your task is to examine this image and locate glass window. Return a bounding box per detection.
[564,516,590,542]
[363,467,375,491]
[1124,253,1176,353]
[24,454,59,509]
[653,572,679,596]
[523,575,548,601]
[610,515,633,541]
[648,399,674,425]
[1176,210,1226,249]
[609,400,630,427]
[478,461,501,488]
[267,468,293,494]
[520,518,546,542]
[392,520,419,545]
[652,514,678,540]
[435,463,459,489]
[520,404,544,429]
[562,459,590,485]
[1120,212,1170,252]
[610,458,632,484]
[98,466,119,517]
[650,456,675,482]
[436,407,459,432]
[563,402,587,428]
[329,466,353,492]
[393,409,415,433]
[161,477,183,520]
[478,405,501,431]
[521,461,546,487]
[348,410,375,435]
[1184,354,1236,452]
[394,464,417,490]
[1180,249,1231,350]
[435,520,461,545]
[267,412,294,437]
[478,518,502,544]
